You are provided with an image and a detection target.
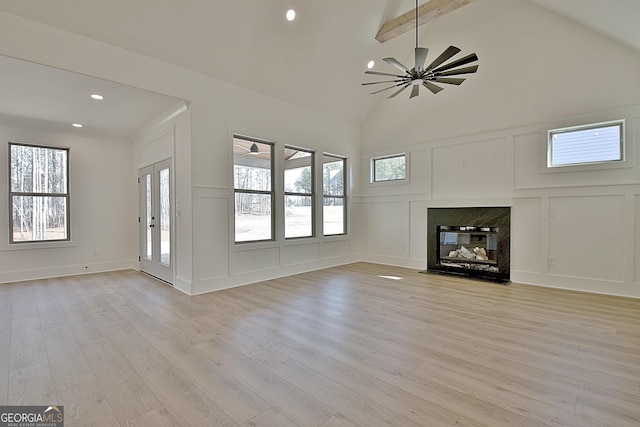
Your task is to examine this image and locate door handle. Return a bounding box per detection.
[149,224,155,228]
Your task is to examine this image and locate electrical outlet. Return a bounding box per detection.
[547,256,556,266]
[251,254,257,263]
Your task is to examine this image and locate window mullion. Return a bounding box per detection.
[9,142,70,244]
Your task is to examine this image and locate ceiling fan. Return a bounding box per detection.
[363,0,479,99]
[234,142,260,156]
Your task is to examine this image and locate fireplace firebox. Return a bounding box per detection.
[426,207,510,283]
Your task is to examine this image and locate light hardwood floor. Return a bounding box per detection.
[1,262,639,426]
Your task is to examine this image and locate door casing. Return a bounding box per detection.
[138,159,173,284]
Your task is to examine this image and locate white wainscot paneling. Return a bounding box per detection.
[548,195,625,282]
[361,150,429,198]
[349,201,364,255]
[321,239,351,259]
[635,195,640,285]
[368,201,409,257]
[410,150,430,194]
[513,132,541,190]
[282,242,320,266]
[231,247,280,275]
[432,138,508,200]
[511,197,542,274]
[359,202,370,256]
[409,200,428,262]
[194,191,229,281]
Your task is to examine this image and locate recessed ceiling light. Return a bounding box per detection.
[72,123,83,128]
[367,60,375,69]
[286,9,296,21]
[90,94,104,100]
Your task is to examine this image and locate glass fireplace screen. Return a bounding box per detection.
[437,226,499,271]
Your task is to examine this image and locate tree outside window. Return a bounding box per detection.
[233,136,274,243]
[372,154,406,182]
[285,147,314,239]
[323,154,346,236]
[9,142,70,243]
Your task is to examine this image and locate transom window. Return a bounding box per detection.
[233,135,274,243]
[548,120,624,168]
[372,153,406,182]
[9,142,70,243]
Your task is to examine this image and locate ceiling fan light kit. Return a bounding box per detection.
[363,0,479,99]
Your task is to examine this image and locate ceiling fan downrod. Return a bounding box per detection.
[362,0,479,99]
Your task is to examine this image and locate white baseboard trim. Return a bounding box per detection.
[3,257,636,300]
[173,275,193,295]
[360,254,427,271]
[0,260,135,284]
[190,255,360,295]
[511,270,640,299]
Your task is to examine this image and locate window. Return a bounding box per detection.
[284,146,314,239]
[372,153,406,182]
[233,135,274,243]
[9,142,70,243]
[548,120,624,167]
[323,154,346,236]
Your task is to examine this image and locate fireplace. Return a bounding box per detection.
[426,207,510,283]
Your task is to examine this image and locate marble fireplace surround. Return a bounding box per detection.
[427,207,511,283]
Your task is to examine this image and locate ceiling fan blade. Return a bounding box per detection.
[370,83,405,95]
[383,57,411,73]
[365,70,406,78]
[387,83,410,98]
[362,79,403,86]
[434,77,465,85]
[425,46,461,72]
[410,84,420,98]
[423,81,444,94]
[432,53,478,73]
[415,47,429,72]
[437,65,478,77]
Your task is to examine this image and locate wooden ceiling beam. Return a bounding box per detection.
[375,0,476,43]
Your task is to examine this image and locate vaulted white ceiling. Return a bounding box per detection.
[0,0,638,134]
[527,0,640,52]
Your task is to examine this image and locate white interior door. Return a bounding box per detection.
[139,159,173,284]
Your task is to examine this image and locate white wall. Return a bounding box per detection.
[363,0,640,151]
[190,110,361,295]
[359,103,640,297]
[0,11,361,293]
[0,117,135,283]
[358,0,640,298]
[132,103,193,293]
[3,2,640,298]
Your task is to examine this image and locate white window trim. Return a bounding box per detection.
[8,142,71,245]
[322,153,347,237]
[229,129,351,248]
[543,119,631,173]
[284,145,315,240]
[370,153,409,184]
[232,134,275,244]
